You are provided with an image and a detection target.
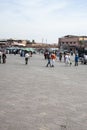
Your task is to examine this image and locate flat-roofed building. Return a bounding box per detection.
[58,35,87,51]
[0,40,8,47]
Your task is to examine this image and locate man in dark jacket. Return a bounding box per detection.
[2,52,7,64]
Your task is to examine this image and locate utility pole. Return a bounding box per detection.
[42,38,44,44]
[46,39,47,44]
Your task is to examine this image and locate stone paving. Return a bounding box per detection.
[0,54,87,130]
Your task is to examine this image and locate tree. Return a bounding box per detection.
[26,40,31,44]
[79,40,84,47]
[32,40,35,44]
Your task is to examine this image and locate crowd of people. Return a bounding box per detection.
[44,50,79,67]
[0,48,80,67]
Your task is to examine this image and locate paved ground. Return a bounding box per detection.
[0,53,87,130]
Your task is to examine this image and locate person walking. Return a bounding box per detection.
[2,52,7,64]
[0,51,2,63]
[46,52,51,67]
[25,52,30,65]
[75,54,79,66]
[65,53,71,66]
[59,52,62,62]
[50,52,56,67]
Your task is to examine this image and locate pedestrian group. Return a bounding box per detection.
[45,50,79,67]
[46,52,56,67]
[0,49,79,67]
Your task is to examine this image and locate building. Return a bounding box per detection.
[12,40,27,47]
[58,35,87,51]
[0,40,8,48]
[0,39,58,49]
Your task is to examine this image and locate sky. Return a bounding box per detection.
[0,0,87,44]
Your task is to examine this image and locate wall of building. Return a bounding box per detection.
[58,35,87,50]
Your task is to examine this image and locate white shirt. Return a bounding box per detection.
[84,55,87,60]
[0,51,2,56]
[25,53,29,58]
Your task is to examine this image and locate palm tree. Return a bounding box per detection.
[79,40,84,47]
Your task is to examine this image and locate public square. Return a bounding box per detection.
[0,53,87,130]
